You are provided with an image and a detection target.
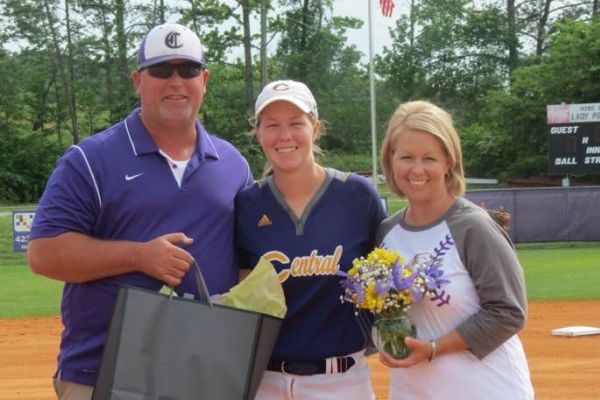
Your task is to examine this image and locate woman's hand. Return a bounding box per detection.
[379,337,432,368]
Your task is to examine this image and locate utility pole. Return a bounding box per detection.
[368,0,377,187]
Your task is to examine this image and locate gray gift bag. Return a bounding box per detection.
[92,266,282,400]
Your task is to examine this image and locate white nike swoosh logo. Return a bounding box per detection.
[125,173,144,181]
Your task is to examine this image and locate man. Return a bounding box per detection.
[28,23,252,399]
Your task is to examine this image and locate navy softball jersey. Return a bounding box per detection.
[235,168,387,362]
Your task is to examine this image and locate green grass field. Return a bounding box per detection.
[0,214,63,317]
[518,244,600,300]
[0,265,63,317]
[1,207,599,318]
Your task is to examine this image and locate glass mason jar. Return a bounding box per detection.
[373,314,417,359]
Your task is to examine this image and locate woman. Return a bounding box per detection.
[235,80,386,399]
[376,100,534,399]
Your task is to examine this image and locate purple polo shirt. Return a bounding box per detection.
[30,109,252,386]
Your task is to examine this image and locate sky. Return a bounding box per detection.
[234,0,405,63]
[332,0,405,58]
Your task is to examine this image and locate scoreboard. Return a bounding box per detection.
[547,103,600,175]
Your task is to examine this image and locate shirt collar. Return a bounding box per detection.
[124,108,220,160]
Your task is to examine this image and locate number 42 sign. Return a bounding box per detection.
[13,211,35,252]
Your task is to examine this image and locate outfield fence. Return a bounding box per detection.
[466,186,600,244]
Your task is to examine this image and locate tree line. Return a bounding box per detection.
[1,0,599,203]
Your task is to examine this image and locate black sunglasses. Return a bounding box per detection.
[143,62,205,79]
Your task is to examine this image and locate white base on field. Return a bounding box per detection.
[551,326,600,337]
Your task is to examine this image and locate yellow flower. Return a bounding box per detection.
[360,282,386,312]
[367,248,406,266]
[349,258,366,276]
[397,291,414,306]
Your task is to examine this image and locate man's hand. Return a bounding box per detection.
[136,233,195,286]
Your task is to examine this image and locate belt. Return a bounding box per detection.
[266,356,356,376]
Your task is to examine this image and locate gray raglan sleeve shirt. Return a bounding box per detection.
[376,198,528,360]
[448,199,528,359]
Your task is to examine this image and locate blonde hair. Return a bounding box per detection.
[380,100,465,197]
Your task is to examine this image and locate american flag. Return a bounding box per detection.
[379,0,394,17]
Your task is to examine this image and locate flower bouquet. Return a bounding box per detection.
[339,247,450,359]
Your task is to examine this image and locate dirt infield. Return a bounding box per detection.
[1,300,599,400]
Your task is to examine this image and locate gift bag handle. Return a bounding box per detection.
[169,260,214,308]
[192,260,213,307]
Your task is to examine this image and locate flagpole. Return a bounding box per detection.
[368,0,378,188]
